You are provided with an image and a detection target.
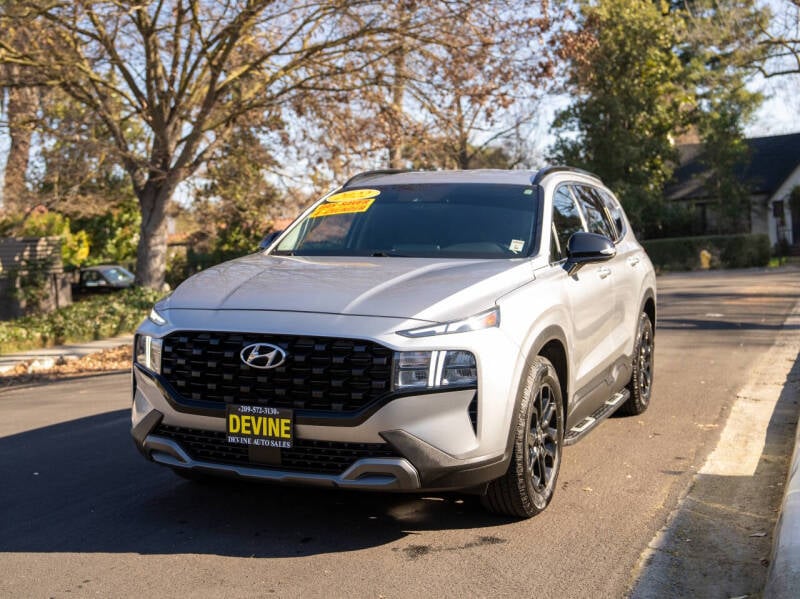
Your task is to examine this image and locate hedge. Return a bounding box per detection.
[0,286,161,354]
[642,233,771,272]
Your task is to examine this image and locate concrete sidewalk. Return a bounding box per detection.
[0,335,133,374]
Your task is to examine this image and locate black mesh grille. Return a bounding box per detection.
[155,425,398,475]
[160,331,393,412]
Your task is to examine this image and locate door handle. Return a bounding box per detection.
[597,266,612,279]
[627,256,640,267]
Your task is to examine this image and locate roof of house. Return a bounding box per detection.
[665,132,800,201]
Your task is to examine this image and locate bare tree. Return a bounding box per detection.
[406,4,553,169]
[758,0,800,78]
[298,1,555,176]
[0,1,406,288]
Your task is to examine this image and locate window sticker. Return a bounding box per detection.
[310,198,375,218]
[509,239,525,253]
[327,188,381,202]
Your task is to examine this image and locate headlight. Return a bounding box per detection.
[394,351,432,388]
[397,307,499,338]
[135,335,162,374]
[393,350,477,390]
[149,307,167,326]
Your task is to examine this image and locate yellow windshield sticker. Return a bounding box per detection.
[310,198,375,218]
[327,189,380,202]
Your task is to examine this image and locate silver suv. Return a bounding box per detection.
[132,167,656,518]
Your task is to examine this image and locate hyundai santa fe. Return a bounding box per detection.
[132,166,656,518]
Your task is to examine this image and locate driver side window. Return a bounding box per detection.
[551,186,585,261]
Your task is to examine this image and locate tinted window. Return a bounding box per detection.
[274,183,539,259]
[598,189,625,241]
[551,186,584,260]
[101,267,135,283]
[572,185,614,239]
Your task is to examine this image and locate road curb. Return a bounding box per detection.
[0,335,133,374]
[764,301,800,599]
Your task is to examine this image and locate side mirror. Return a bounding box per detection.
[258,230,283,250]
[565,231,615,276]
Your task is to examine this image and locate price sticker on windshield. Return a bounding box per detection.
[327,189,380,202]
[310,198,375,218]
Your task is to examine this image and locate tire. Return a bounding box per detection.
[481,356,564,518]
[618,312,655,416]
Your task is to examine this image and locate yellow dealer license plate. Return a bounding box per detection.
[226,405,293,449]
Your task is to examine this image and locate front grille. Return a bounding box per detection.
[154,425,399,475]
[160,331,393,412]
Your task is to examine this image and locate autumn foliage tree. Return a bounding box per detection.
[0,1,427,288]
[299,1,555,178]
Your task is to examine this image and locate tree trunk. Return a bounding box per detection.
[134,182,172,290]
[452,96,470,169]
[3,85,37,213]
[387,45,406,170]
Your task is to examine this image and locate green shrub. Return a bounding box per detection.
[0,286,161,354]
[642,233,771,272]
[20,211,90,267]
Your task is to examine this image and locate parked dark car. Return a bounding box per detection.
[73,265,135,295]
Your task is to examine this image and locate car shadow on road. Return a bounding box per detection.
[0,410,512,558]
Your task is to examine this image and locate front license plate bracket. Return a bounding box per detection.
[225,404,293,449]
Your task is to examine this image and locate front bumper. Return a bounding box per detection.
[132,365,509,491]
[133,408,508,491]
[131,312,522,492]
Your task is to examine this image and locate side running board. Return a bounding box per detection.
[564,389,630,446]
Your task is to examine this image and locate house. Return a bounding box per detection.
[665,132,800,249]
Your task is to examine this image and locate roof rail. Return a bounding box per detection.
[531,166,602,185]
[342,169,412,187]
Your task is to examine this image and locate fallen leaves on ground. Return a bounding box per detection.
[0,345,131,390]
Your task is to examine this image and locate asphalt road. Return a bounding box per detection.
[1,267,799,598]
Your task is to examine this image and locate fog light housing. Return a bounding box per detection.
[441,350,477,386]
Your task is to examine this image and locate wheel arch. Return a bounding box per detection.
[524,325,570,431]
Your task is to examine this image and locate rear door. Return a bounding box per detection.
[596,187,643,361]
[572,184,631,394]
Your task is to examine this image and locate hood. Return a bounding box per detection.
[162,254,533,322]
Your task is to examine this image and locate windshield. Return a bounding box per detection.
[273,183,539,259]
[101,266,135,282]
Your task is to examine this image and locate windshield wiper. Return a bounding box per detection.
[371,250,410,257]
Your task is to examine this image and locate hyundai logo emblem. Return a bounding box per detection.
[240,343,287,370]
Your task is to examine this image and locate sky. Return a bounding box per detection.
[1,3,799,206]
[747,74,800,137]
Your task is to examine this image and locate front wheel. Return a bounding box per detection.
[619,312,655,416]
[481,356,564,518]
